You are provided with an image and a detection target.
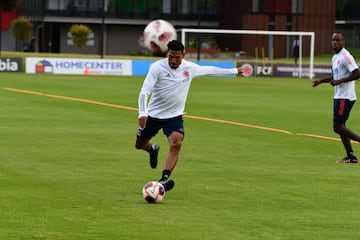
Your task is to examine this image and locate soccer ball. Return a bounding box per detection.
[143,19,177,53]
[142,181,166,203]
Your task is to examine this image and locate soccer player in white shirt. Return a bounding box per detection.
[135,40,243,191]
[312,33,360,163]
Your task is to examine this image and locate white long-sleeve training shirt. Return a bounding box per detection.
[138,59,238,119]
[332,48,359,100]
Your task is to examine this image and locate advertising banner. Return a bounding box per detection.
[26,57,132,76]
[0,58,22,72]
[274,64,331,78]
[237,62,332,79]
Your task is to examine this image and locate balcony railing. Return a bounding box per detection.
[19,0,218,22]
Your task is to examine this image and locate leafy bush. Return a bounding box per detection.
[69,24,92,48]
[11,17,32,40]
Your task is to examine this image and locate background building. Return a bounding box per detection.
[3,0,338,58]
[335,0,360,57]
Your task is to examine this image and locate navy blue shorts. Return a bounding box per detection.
[137,115,184,139]
[333,99,355,125]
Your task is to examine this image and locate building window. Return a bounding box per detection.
[252,0,303,14]
[176,0,217,15]
[47,0,71,10]
[291,0,303,14]
[74,0,103,10]
[162,0,171,14]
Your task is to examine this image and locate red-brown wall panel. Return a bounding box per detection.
[218,0,335,57]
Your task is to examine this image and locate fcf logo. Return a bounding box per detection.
[257,66,272,76]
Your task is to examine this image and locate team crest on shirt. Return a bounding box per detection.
[181,70,190,82]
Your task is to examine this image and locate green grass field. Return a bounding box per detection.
[1,72,360,240]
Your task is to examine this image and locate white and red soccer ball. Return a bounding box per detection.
[143,19,177,53]
[142,181,165,203]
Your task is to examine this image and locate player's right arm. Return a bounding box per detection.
[138,64,159,128]
[138,116,147,129]
[312,76,333,87]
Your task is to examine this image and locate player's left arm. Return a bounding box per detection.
[331,68,360,86]
[237,67,244,76]
[193,65,243,77]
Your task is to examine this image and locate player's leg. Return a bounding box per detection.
[135,117,161,168]
[333,99,358,163]
[334,123,360,143]
[158,131,183,191]
[164,131,183,171]
[335,132,358,163]
[339,131,353,153]
[159,116,184,191]
[135,137,152,151]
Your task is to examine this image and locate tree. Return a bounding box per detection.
[11,17,32,51]
[11,17,32,40]
[69,24,92,48]
[0,0,21,54]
